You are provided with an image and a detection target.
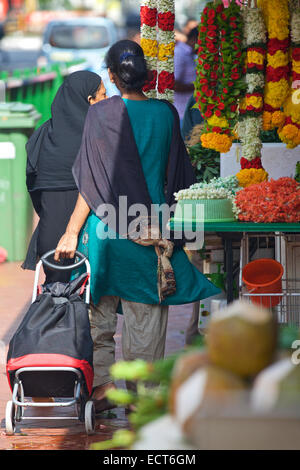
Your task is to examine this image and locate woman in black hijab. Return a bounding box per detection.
[22,70,106,283]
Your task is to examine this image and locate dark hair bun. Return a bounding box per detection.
[105,40,148,92]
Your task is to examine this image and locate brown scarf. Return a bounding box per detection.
[127,216,176,303]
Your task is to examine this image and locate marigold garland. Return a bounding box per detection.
[237,3,267,186]
[236,168,269,187]
[261,0,290,131]
[140,0,175,101]
[194,1,246,153]
[277,0,300,148]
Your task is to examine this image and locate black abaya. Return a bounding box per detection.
[22,71,102,281]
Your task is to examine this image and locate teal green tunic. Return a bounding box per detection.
[75,98,219,305]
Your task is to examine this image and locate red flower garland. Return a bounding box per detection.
[140,5,157,27]
[292,46,300,84]
[157,70,174,93]
[240,157,263,170]
[195,1,245,152]
[143,69,158,92]
[158,11,175,31]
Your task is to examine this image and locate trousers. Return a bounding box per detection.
[89,295,169,387]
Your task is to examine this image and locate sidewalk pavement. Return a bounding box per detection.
[0,261,193,450]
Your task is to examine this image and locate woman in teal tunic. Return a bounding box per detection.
[54,40,219,411]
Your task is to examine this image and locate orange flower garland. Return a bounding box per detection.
[278,1,300,148]
[261,0,290,131]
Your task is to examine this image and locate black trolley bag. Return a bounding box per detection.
[5,250,96,435]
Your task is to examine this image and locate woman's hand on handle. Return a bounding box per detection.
[54,193,91,262]
[54,232,78,261]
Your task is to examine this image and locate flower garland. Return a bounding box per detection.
[278,0,300,148]
[261,0,290,131]
[175,186,233,201]
[141,0,158,98]
[236,168,269,188]
[194,1,246,153]
[174,176,240,202]
[157,0,175,101]
[140,0,175,101]
[190,175,240,194]
[235,177,300,223]
[236,3,268,188]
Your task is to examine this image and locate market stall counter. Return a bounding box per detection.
[169,219,300,303]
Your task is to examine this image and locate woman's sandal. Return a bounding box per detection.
[91,383,116,415]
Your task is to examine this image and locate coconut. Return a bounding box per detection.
[169,350,210,414]
[132,414,196,450]
[172,364,246,439]
[206,300,277,378]
[251,358,300,413]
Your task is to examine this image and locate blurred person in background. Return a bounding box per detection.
[125,11,141,44]
[174,26,198,123]
[22,71,106,284]
[183,18,199,36]
[127,27,141,44]
[181,94,203,142]
[175,17,198,43]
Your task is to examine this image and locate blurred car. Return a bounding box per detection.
[38,17,119,95]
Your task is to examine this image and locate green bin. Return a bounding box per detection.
[0,103,41,261]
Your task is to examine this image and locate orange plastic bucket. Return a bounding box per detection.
[242,258,284,308]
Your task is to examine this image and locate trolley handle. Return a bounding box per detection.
[41,249,87,271]
[32,250,91,304]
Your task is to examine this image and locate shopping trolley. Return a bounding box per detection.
[5,250,96,435]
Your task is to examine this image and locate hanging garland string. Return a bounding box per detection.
[194,1,246,154]
[260,0,290,131]
[157,0,175,101]
[278,0,300,148]
[236,1,268,188]
[140,0,158,98]
[140,0,175,101]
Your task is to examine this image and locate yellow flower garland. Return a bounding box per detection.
[140,38,158,57]
[247,50,264,66]
[158,42,175,61]
[200,132,233,154]
[278,95,300,148]
[236,168,269,188]
[262,0,290,131]
[267,51,289,68]
[207,114,229,128]
[264,79,290,109]
[277,2,300,148]
[246,95,263,109]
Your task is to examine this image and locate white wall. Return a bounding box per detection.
[221,143,300,180]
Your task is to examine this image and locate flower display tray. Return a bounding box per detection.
[173,198,235,223]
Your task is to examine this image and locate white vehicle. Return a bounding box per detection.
[38,17,119,95]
